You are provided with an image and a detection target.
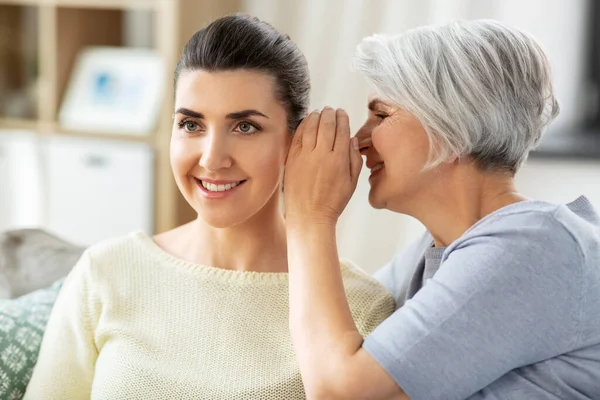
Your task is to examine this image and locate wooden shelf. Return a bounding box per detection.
[55,7,124,111]
[0,118,40,131]
[0,118,155,143]
[0,0,158,10]
[46,125,155,144]
[0,0,243,233]
[0,0,39,6]
[0,3,38,120]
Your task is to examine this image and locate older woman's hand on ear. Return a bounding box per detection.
[284,107,407,400]
[284,107,363,228]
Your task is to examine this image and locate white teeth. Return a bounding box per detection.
[201,180,241,192]
[371,163,384,172]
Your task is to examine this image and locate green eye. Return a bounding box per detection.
[185,121,199,132]
[237,121,258,135]
[178,120,200,133]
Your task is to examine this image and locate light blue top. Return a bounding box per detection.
[365,196,600,400]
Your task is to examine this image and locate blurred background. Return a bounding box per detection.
[1,0,599,273]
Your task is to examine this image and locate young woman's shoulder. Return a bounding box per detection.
[73,231,155,281]
[340,260,396,337]
[85,231,148,263]
[340,260,390,294]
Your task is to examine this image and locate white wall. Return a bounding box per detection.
[466,0,590,133]
[516,159,600,209]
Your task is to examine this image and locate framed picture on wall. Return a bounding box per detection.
[59,46,164,135]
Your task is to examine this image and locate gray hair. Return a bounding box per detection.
[354,19,560,174]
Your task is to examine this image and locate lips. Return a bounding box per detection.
[193,177,247,198]
[370,163,384,173]
[196,178,245,192]
[368,162,385,182]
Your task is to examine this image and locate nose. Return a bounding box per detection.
[199,129,233,172]
[354,121,373,155]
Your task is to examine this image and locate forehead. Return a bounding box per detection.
[175,69,281,112]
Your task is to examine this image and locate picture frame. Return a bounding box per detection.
[59,46,164,135]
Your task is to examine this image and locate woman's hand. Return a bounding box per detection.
[284,107,363,228]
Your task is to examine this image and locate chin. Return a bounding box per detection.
[198,212,245,229]
[368,192,387,210]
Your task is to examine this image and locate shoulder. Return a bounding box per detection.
[374,232,432,304]
[76,231,151,280]
[453,201,591,265]
[341,260,395,336]
[436,202,590,314]
[341,260,393,300]
[86,231,147,260]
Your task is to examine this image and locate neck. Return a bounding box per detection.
[160,192,288,273]
[402,163,528,248]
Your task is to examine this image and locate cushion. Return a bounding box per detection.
[0,229,83,299]
[0,279,63,399]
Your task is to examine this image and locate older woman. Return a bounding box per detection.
[284,20,600,400]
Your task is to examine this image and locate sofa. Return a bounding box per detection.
[0,229,84,398]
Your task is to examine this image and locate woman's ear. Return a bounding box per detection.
[284,135,293,166]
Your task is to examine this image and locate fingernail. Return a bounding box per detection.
[351,137,359,150]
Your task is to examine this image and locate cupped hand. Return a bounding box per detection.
[284,107,363,228]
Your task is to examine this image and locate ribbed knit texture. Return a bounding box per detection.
[24,231,394,399]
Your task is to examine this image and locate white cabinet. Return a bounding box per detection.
[43,136,154,246]
[0,136,10,232]
[0,131,44,232]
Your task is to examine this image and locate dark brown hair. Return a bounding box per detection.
[174,14,310,131]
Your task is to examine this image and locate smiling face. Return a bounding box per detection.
[356,96,445,212]
[171,69,291,228]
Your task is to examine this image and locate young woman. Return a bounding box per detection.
[24,14,394,399]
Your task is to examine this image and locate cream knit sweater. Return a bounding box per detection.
[24,231,394,399]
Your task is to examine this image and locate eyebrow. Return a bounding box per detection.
[174,108,269,120]
[368,99,386,111]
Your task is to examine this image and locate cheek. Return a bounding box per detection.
[170,136,196,174]
[245,139,287,180]
[371,128,398,163]
[374,125,428,163]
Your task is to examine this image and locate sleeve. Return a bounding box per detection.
[362,215,583,400]
[374,232,432,308]
[24,250,99,399]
